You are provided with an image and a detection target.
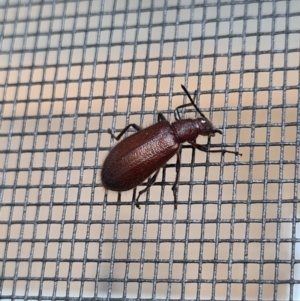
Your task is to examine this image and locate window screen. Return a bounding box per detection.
[0,0,299,300]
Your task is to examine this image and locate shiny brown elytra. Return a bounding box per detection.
[101,85,241,209]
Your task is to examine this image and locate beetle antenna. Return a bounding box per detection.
[181,85,206,118]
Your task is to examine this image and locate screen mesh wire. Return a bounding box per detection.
[0,0,300,300]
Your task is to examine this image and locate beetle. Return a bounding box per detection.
[101,85,241,209]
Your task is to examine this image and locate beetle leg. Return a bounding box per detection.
[174,87,199,120]
[178,85,205,120]
[189,141,242,156]
[206,135,211,147]
[158,112,167,121]
[174,103,194,120]
[171,149,181,210]
[135,168,161,209]
[108,124,142,141]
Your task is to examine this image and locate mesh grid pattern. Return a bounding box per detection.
[0,0,300,300]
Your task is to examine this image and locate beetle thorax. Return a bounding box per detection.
[171,118,207,143]
[172,117,222,143]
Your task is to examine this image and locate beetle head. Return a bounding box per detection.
[180,85,223,138]
[197,117,222,137]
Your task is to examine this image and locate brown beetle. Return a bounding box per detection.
[101,85,241,209]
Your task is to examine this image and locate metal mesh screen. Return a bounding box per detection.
[0,0,300,300]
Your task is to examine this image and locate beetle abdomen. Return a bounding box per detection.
[101,121,179,191]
